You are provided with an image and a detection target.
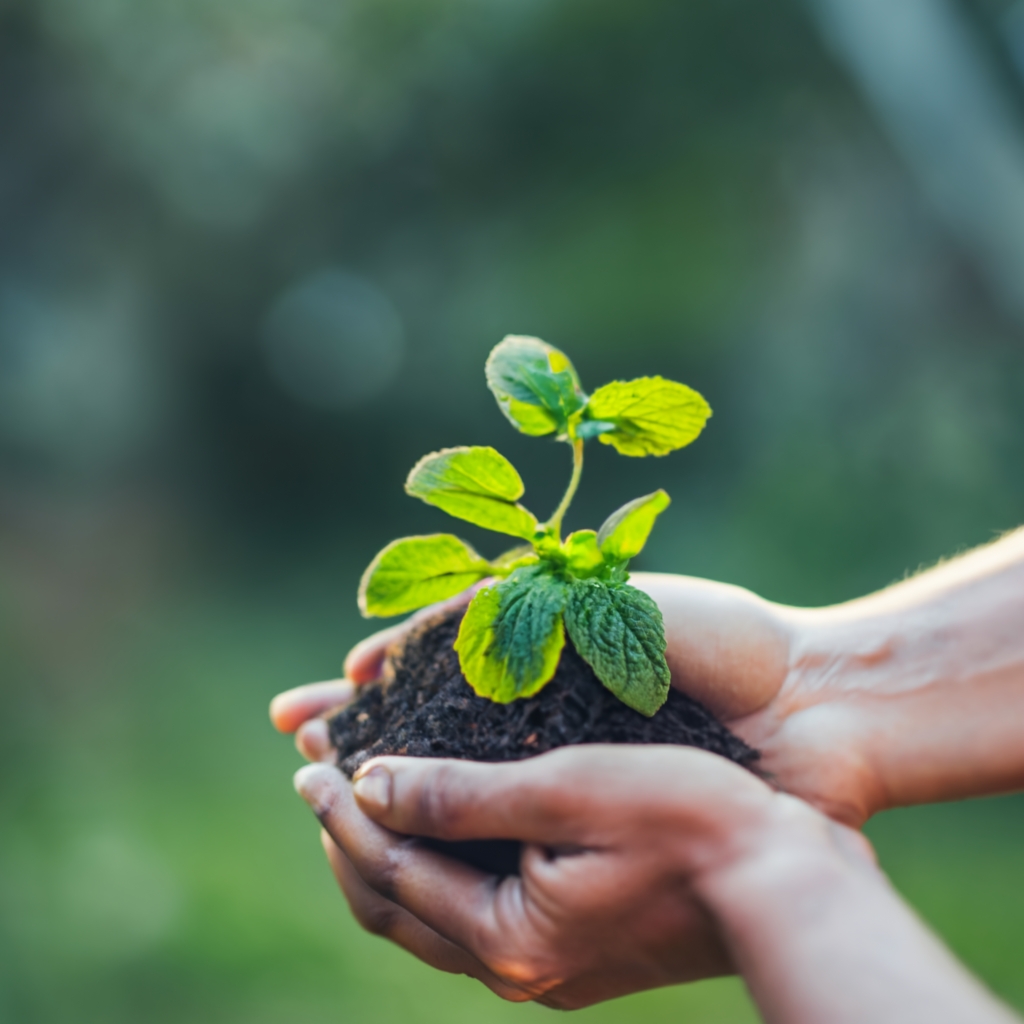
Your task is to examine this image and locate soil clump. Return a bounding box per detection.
[329,609,759,874]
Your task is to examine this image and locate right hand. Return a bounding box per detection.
[292,744,875,1009]
[274,544,1024,827]
[270,574,852,815]
[268,574,850,810]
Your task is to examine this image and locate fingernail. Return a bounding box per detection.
[294,763,335,817]
[352,766,392,815]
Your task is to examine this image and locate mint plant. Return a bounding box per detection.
[358,336,711,717]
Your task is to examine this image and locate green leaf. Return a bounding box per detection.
[562,530,605,576]
[564,580,671,716]
[485,336,588,437]
[585,377,711,457]
[358,534,491,618]
[597,490,671,564]
[405,446,539,539]
[455,567,568,702]
[490,545,540,575]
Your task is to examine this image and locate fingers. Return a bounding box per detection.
[350,752,591,845]
[320,831,527,999]
[279,588,487,734]
[296,718,338,763]
[344,625,408,684]
[344,588,483,684]
[350,745,763,846]
[270,680,355,733]
[296,763,519,961]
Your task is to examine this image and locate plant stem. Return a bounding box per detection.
[544,437,584,539]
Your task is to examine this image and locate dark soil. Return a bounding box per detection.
[329,608,759,874]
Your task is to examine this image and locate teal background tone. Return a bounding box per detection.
[2,0,1023,1020]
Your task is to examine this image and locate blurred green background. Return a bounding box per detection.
[2,0,1024,1020]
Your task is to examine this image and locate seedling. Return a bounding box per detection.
[358,336,711,716]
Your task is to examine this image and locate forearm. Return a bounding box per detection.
[701,834,1019,1024]
[786,527,1024,810]
[637,529,1024,817]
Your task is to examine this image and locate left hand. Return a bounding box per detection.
[269,590,480,761]
[293,745,873,1009]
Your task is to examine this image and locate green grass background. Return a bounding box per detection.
[3,0,1024,1019]
[2,581,1021,1024]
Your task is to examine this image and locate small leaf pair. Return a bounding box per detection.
[357,336,711,717]
[456,568,671,717]
[358,445,540,618]
[486,335,710,456]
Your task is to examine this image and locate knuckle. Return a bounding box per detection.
[417,765,466,835]
[499,960,557,997]
[362,846,403,902]
[350,898,400,938]
[480,945,558,996]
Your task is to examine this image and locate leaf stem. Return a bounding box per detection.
[543,437,584,540]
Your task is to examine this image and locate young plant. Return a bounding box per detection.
[358,336,711,716]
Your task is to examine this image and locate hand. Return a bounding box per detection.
[630,573,879,824]
[270,590,479,762]
[275,527,1024,826]
[270,574,877,824]
[292,744,871,1010]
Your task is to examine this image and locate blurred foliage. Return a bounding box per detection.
[1,0,1023,1020]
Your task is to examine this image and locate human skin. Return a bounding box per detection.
[273,527,1024,825]
[272,529,1024,1015]
[293,747,1019,1021]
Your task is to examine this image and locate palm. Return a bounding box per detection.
[272,573,878,826]
[623,574,878,826]
[726,692,875,827]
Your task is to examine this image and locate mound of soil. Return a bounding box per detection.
[329,608,759,874]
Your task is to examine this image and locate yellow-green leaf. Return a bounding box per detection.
[405,446,538,539]
[597,490,671,564]
[455,568,568,702]
[490,545,540,575]
[586,377,711,457]
[564,579,670,716]
[358,534,491,618]
[562,529,605,576]
[485,336,588,437]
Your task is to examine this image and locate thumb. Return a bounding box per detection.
[351,754,584,845]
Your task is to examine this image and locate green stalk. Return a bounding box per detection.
[543,437,584,540]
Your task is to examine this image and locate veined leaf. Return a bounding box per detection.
[406,446,538,539]
[562,529,605,576]
[564,579,670,716]
[586,377,711,457]
[597,490,671,564]
[485,336,588,437]
[358,534,491,618]
[455,567,568,702]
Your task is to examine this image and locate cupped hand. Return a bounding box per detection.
[271,573,882,825]
[270,590,480,762]
[293,745,867,1009]
[629,574,883,826]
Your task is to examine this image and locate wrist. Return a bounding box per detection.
[693,791,1019,1024]
[781,592,1024,819]
[694,794,881,954]
[755,604,896,823]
